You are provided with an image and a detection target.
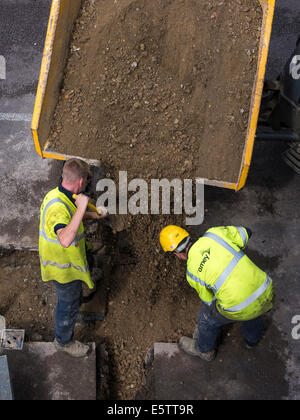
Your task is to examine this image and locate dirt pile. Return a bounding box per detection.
[0,213,201,400]
[49,0,262,183]
[96,212,202,399]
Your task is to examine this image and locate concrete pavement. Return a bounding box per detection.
[0,342,96,400]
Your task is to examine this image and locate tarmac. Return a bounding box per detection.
[0,0,300,401]
[0,0,63,250]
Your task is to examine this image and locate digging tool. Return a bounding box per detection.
[72,194,125,233]
[72,194,101,215]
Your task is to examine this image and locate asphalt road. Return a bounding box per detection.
[267,0,300,78]
[0,0,62,250]
[0,0,51,98]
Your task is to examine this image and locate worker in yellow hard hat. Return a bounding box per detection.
[160,225,274,361]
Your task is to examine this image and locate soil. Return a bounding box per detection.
[0,228,290,401]
[49,0,262,184]
[0,210,201,400]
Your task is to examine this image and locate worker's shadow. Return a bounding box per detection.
[217,313,273,348]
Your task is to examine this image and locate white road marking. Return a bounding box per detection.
[0,113,32,121]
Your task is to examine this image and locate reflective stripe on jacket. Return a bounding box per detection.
[39,187,94,289]
[186,226,274,321]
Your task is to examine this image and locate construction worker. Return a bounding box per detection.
[39,158,106,357]
[160,225,274,361]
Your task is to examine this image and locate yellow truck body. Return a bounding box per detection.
[31,0,276,190]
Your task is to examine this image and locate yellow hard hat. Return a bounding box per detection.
[160,225,190,253]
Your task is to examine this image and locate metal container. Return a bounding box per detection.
[31,0,276,191]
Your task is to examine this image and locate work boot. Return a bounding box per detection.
[179,336,216,361]
[54,339,90,358]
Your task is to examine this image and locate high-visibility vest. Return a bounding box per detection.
[186,226,274,321]
[39,187,94,289]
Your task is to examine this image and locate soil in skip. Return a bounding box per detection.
[49,0,262,184]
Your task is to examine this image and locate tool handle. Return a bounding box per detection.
[72,194,100,215]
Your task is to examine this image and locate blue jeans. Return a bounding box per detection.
[54,280,82,345]
[196,303,264,353]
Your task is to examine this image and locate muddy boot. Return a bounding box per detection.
[179,336,216,361]
[54,339,90,358]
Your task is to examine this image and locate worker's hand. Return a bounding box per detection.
[75,193,89,213]
[95,205,108,219]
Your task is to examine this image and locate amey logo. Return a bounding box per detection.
[198,248,211,273]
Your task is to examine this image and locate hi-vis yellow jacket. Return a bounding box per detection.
[186,226,274,321]
[39,187,94,289]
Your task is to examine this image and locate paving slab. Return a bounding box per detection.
[0,355,13,400]
[154,325,290,401]
[0,342,96,400]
